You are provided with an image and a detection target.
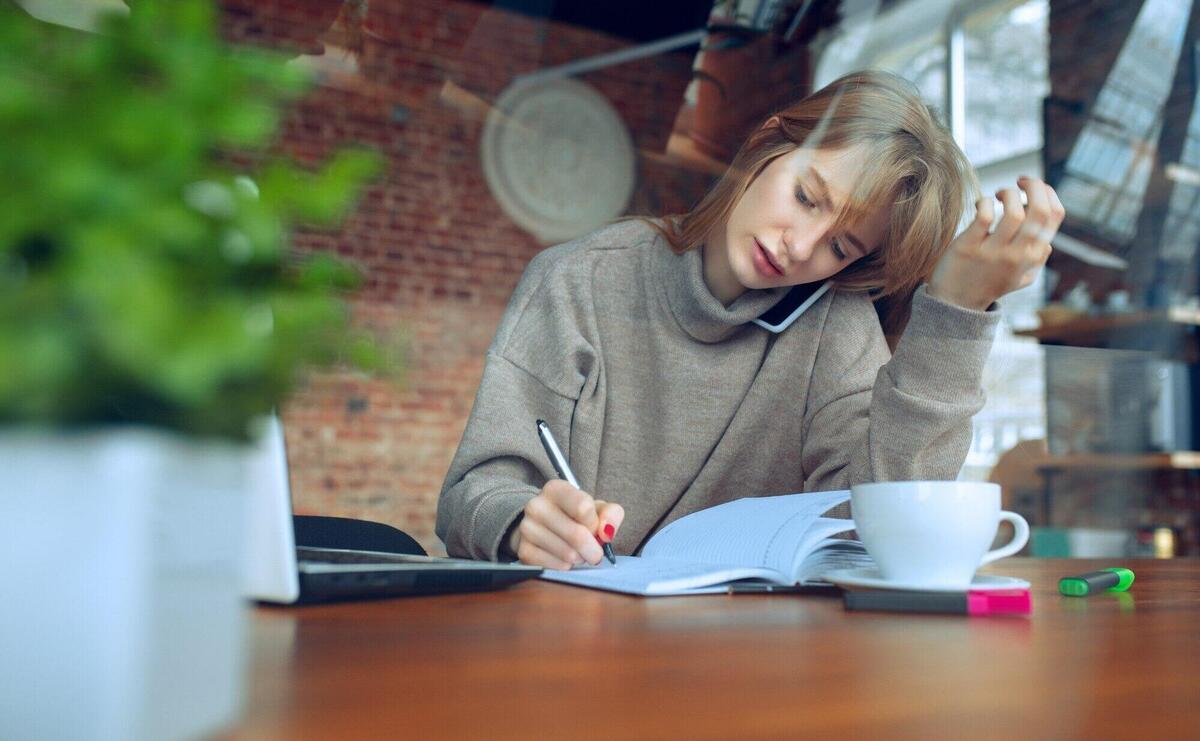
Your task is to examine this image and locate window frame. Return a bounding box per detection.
[815,0,1046,168]
[815,0,1053,478]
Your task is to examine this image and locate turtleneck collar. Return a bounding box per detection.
[651,233,787,344]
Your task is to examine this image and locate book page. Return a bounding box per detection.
[642,489,852,574]
[539,556,786,595]
[796,539,874,583]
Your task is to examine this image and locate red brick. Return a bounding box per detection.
[223,0,721,556]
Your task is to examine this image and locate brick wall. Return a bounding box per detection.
[221,0,714,555]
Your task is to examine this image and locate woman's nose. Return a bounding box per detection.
[782,230,816,263]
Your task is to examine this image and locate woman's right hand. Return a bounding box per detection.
[508,479,624,570]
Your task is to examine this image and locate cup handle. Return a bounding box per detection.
[979,511,1030,565]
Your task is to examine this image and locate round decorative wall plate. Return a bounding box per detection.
[481,78,636,244]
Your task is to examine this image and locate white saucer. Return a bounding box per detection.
[824,567,1030,592]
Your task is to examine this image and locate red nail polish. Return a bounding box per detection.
[603,523,616,540]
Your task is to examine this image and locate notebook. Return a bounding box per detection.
[540,489,871,596]
[242,416,541,604]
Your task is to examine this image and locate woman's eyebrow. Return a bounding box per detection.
[808,166,871,256]
[843,232,869,256]
[807,166,835,210]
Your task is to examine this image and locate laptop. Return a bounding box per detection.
[242,416,542,604]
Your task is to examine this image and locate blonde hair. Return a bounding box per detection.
[654,70,978,340]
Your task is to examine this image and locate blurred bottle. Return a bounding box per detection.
[1134,525,1177,558]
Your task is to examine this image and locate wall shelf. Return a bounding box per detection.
[1020,452,1200,556]
[1033,451,1200,472]
[1015,309,1200,360]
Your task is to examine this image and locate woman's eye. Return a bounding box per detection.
[795,187,815,208]
[831,238,847,260]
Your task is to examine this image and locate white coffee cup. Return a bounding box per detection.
[850,481,1029,589]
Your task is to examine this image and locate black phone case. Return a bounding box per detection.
[755,281,827,328]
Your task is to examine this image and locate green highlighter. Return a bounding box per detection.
[1058,568,1135,597]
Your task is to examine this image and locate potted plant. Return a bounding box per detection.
[0,2,381,739]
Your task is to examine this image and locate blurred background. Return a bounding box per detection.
[16,0,1199,559]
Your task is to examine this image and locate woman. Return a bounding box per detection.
[436,71,1064,569]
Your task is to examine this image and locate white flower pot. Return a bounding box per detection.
[0,427,251,741]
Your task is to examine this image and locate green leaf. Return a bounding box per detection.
[0,0,390,440]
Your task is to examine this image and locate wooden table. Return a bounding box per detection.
[224,558,1200,740]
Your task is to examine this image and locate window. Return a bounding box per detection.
[871,33,946,117]
[1055,0,1193,245]
[962,0,1049,165]
[815,0,1051,479]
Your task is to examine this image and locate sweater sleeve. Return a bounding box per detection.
[435,248,595,561]
[435,353,578,561]
[800,284,999,494]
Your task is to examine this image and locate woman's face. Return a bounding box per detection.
[703,144,890,305]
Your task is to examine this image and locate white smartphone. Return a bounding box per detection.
[751,281,831,333]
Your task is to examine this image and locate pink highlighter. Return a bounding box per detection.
[843,588,1032,616]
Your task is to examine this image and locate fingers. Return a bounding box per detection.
[931,176,1066,308]
[1047,182,1066,227]
[1019,177,1050,236]
[1018,178,1060,273]
[1015,176,1060,246]
[593,500,625,544]
[517,516,584,569]
[993,177,1064,248]
[992,177,1061,282]
[543,479,599,528]
[990,186,1025,246]
[530,481,605,564]
[516,535,575,571]
[515,480,626,569]
[960,197,995,247]
[1042,181,1066,259]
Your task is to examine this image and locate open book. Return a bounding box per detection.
[540,489,871,596]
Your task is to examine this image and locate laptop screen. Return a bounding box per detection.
[241,414,301,603]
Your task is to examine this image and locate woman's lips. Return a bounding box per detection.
[753,238,784,277]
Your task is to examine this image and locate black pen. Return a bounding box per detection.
[535,419,616,565]
[727,583,838,595]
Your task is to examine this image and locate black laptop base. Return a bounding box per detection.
[290,547,543,604]
[296,564,541,604]
[286,518,543,604]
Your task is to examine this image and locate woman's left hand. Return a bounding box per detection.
[927,176,1065,311]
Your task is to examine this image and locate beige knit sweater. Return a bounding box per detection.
[436,219,999,561]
